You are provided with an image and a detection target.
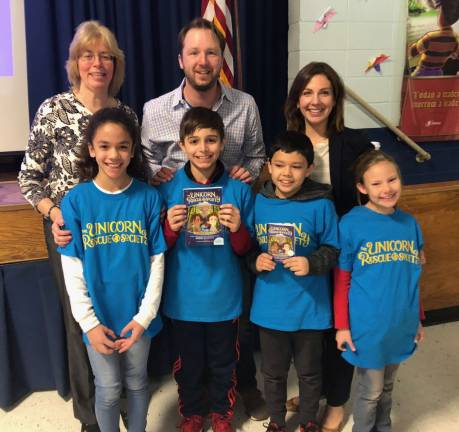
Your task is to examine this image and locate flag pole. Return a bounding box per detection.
[233,0,243,90]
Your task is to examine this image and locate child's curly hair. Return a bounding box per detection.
[77,107,147,182]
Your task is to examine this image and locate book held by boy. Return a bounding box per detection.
[184,187,224,246]
[267,223,295,261]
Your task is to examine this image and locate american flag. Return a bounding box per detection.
[202,0,235,87]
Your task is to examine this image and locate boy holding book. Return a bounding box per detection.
[248,131,340,432]
[158,107,254,432]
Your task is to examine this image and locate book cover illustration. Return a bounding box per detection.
[267,223,295,261]
[184,187,224,246]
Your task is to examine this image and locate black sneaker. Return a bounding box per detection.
[239,387,269,421]
[80,424,100,432]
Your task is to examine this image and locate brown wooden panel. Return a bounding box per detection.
[1,180,457,311]
[399,181,459,311]
[0,206,48,264]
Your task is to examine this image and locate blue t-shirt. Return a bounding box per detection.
[58,179,167,344]
[338,206,423,368]
[250,194,339,331]
[158,168,254,322]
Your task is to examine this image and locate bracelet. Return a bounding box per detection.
[46,204,60,220]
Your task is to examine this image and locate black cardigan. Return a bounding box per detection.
[328,127,373,217]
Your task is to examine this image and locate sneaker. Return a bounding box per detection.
[263,421,286,431]
[179,415,205,432]
[300,421,320,432]
[211,413,234,432]
[80,424,100,432]
[239,387,269,421]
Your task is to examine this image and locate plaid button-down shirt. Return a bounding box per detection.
[141,80,266,180]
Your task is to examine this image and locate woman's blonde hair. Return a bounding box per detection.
[66,21,125,97]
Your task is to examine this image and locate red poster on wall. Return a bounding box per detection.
[400,0,459,141]
[400,76,459,141]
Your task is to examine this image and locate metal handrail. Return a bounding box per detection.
[345,86,432,163]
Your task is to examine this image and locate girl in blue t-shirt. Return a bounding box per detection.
[334,150,424,432]
[58,108,167,432]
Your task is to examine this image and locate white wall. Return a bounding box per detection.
[0,0,29,153]
[288,0,408,128]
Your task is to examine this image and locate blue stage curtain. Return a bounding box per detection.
[24,0,287,145]
[237,0,288,147]
[0,261,69,409]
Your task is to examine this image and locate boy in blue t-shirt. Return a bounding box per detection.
[248,131,339,432]
[158,107,254,432]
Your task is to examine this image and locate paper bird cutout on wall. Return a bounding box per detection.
[365,54,390,73]
[313,7,337,33]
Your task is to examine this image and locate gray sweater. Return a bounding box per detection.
[246,178,340,275]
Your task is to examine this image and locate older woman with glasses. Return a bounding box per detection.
[18,20,136,432]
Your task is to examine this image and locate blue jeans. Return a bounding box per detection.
[352,364,399,432]
[87,336,151,432]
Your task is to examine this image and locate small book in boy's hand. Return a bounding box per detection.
[184,187,224,246]
[267,223,295,261]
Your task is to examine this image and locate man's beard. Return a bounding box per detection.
[185,72,219,92]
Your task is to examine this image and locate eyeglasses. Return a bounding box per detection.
[79,52,115,63]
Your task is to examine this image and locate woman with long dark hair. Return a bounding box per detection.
[284,62,373,432]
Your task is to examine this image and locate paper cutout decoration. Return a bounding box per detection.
[313,7,337,33]
[365,54,390,73]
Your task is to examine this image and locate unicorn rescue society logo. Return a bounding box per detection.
[82,220,147,249]
[357,240,420,267]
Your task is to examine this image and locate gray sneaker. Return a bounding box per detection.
[239,387,269,421]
